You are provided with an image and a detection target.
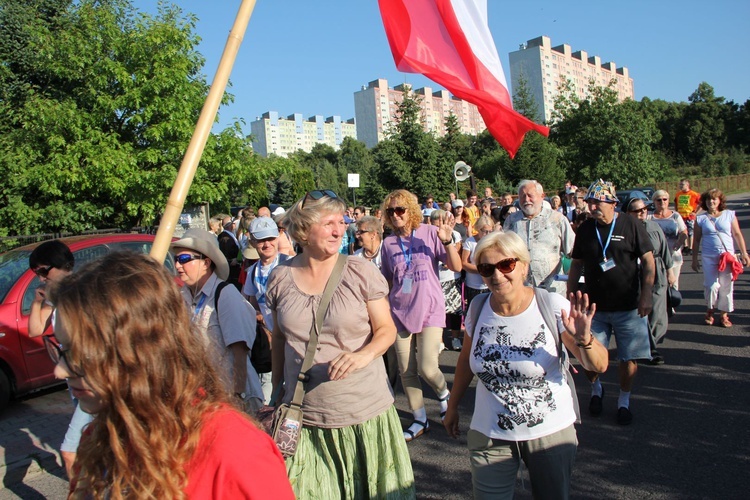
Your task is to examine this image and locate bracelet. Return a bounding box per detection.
[442,239,453,246]
[576,336,595,350]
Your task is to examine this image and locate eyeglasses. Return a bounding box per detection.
[655,198,668,202]
[386,206,407,217]
[303,190,338,208]
[43,335,83,377]
[477,258,520,277]
[628,207,649,214]
[33,265,54,278]
[174,253,204,265]
[355,229,371,235]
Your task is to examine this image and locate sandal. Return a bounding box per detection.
[704,311,714,326]
[719,315,732,328]
[404,420,429,442]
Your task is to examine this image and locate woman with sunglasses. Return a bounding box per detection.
[443,232,608,499]
[266,190,415,498]
[47,252,293,498]
[353,215,384,269]
[28,240,90,480]
[381,189,462,442]
[649,189,688,290]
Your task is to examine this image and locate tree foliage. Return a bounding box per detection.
[0,0,281,235]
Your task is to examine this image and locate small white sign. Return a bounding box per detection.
[348,173,360,188]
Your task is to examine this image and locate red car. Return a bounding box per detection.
[0,234,177,412]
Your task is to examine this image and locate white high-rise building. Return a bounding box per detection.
[509,36,635,123]
[250,112,356,158]
[354,78,486,148]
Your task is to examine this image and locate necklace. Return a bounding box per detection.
[363,245,380,261]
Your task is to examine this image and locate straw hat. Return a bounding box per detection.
[170,229,229,280]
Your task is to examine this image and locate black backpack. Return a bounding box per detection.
[214,281,272,373]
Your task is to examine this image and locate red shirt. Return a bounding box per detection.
[71,407,293,499]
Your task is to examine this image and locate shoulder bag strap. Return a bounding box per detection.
[534,287,581,423]
[289,254,347,409]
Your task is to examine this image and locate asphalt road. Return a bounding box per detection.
[2,192,750,499]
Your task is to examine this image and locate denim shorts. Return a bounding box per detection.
[590,309,651,361]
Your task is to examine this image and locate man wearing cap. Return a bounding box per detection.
[241,218,291,403]
[172,229,264,413]
[504,179,575,296]
[218,215,242,289]
[568,180,655,425]
[674,179,701,255]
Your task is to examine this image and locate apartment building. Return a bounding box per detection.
[509,35,635,123]
[250,112,357,158]
[353,78,486,148]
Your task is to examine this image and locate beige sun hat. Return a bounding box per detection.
[170,228,229,280]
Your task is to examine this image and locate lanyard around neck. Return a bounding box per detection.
[397,230,415,270]
[596,214,617,262]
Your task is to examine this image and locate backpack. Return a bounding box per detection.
[466,288,581,423]
[215,281,272,374]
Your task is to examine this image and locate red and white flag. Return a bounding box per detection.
[378,0,548,158]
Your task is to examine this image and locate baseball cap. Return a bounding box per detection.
[269,204,286,216]
[249,216,279,240]
[451,199,464,208]
[585,179,618,203]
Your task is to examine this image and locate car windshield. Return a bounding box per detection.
[0,249,32,303]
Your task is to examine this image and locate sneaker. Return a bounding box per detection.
[452,338,462,351]
[648,350,665,365]
[617,407,633,425]
[439,342,446,353]
[589,389,604,416]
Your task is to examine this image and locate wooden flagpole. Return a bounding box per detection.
[150,0,257,262]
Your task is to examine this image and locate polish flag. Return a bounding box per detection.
[378,0,548,158]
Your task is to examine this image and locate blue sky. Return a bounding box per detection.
[134,1,749,132]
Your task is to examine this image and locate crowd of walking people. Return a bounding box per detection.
[29,178,748,498]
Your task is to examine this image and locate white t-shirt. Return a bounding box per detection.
[462,237,487,290]
[465,293,576,441]
[438,230,461,283]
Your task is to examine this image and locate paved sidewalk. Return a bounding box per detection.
[0,386,71,488]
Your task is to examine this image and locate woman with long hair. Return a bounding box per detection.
[49,252,292,499]
[267,190,414,498]
[691,188,749,327]
[444,232,608,498]
[381,189,462,442]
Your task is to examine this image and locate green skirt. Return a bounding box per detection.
[286,405,415,499]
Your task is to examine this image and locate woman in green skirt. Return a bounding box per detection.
[267,190,415,499]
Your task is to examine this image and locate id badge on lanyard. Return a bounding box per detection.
[398,231,415,294]
[597,215,617,272]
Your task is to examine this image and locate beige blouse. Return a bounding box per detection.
[266,256,393,428]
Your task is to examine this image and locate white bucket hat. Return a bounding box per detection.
[170,229,229,280]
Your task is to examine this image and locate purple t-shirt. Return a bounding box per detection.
[381,224,448,332]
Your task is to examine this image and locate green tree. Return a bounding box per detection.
[550,80,662,188]
[679,82,727,168]
[0,0,277,235]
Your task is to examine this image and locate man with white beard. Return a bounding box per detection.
[503,179,575,295]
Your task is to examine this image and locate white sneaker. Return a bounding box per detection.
[439,342,446,353]
[452,338,462,351]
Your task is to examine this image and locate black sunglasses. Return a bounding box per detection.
[33,265,54,278]
[303,190,338,208]
[477,258,520,277]
[386,206,407,217]
[628,206,648,214]
[174,253,204,265]
[43,335,84,377]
